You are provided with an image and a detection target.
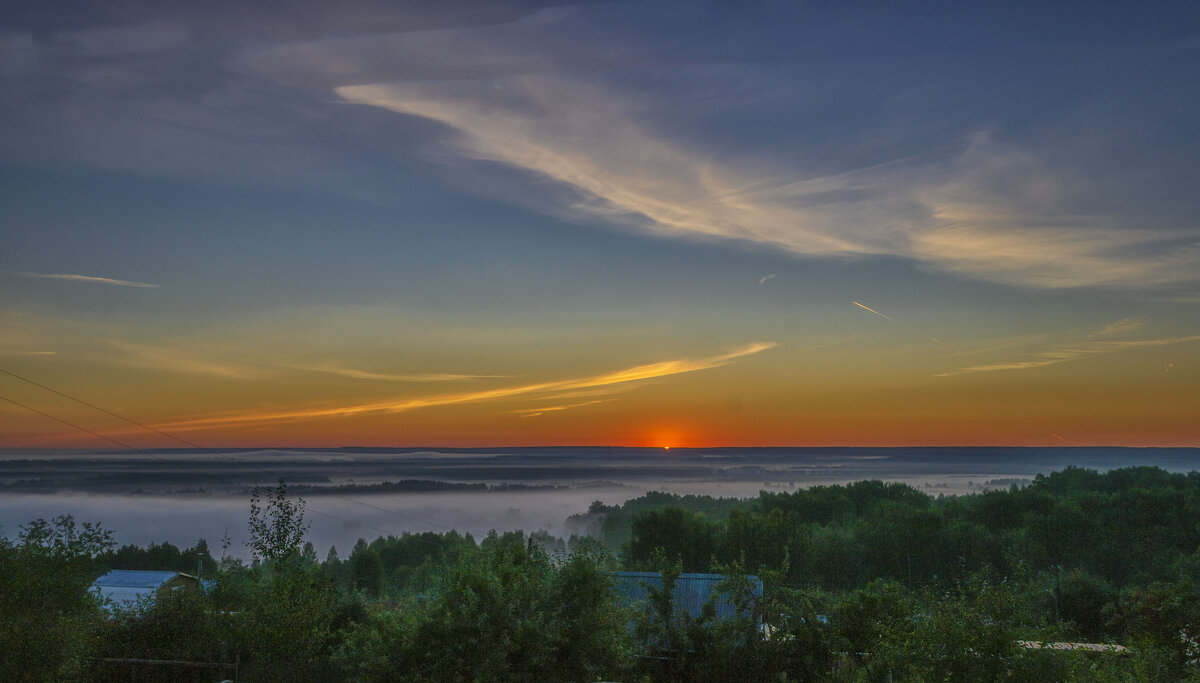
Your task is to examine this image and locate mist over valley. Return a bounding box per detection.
[4,446,1196,558]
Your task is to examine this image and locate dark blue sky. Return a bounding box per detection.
[2,1,1198,447]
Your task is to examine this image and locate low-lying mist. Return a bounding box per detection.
[4,446,1197,560]
[0,488,636,560]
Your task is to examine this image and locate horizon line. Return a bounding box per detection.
[1,443,1196,453]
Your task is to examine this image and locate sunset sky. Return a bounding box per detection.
[2,1,1198,448]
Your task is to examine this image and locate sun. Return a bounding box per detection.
[644,424,688,450]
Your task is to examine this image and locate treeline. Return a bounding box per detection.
[99,539,220,577]
[5,467,1200,681]
[615,466,1200,592]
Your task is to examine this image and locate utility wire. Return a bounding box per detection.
[0,366,452,532]
[1,394,151,454]
[0,392,399,539]
[0,367,210,450]
[0,367,463,541]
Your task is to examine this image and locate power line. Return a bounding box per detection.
[0,392,400,540]
[1,394,154,455]
[0,367,210,450]
[0,366,452,532]
[0,368,462,541]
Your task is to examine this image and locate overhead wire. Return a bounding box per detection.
[0,367,468,547]
[0,367,452,530]
[0,392,400,539]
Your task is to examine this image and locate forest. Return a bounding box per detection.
[4,466,1200,681]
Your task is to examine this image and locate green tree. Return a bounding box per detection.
[350,546,385,597]
[868,574,1064,682]
[208,489,363,679]
[0,516,113,682]
[246,479,310,565]
[342,532,631,682]
[624,507,718,571]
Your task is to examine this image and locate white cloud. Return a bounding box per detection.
[13,272,160,288]
[8,5,1198,293]
[336,77,882,256]
[337,76,1200,291]
[1092,317,1146,337]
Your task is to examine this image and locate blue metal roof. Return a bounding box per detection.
[92,570,186,588]
[91,586,158,608]
[613,571,762,622]
[90,570,199,611]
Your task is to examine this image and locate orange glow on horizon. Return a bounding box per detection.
[2,328,1197,450]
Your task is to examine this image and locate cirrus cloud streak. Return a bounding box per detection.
[149,341,776,432]
[12,272,159,288]
[337,76,1200,291]
[937,331,1200,376]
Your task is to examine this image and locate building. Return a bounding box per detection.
[90,569,202,611]
[612,571,763,623]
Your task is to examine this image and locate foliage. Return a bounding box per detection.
[247,479,310,564]
[605,466,1200,678]
[0,515,113,682]
[338,531,632,682]
[614,465,1200,595]
[349,543,385,597]
[629,554,715,681]
[866,574,1064,681]
[12,466,1200,681]
[623,506,719,571]
[90,588,225,673]
[98,538,217,577]
[597,491,743,550]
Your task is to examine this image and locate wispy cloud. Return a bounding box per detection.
[852,301,894,322]
[337,77,873,256]
[512,399,613,417]
[1092,317,1145,337]
[302,365,505,382]
[937,328,1200,376]
[13,272,159,288]
[5,3,1196,293]
[759,274,775,285]
[106,340,253,378]
[335,76,1200,291]
[151,342,776,432]
[910,225,1200,290]
[535,385,640,402]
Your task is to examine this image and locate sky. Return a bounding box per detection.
[1,1,1198,448]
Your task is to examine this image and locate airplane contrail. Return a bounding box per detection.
[852,301,894,321]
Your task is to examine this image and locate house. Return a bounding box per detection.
[90,569,202,611]
[612,571,763,623]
